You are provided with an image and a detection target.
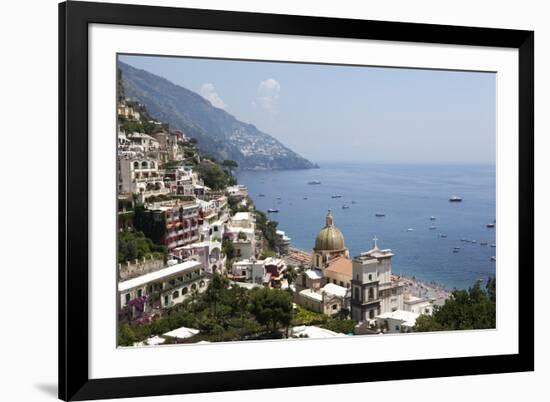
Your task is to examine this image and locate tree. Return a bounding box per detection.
[118,323,137,346]
[413,278,496,332]
[222,238,235,261]
[204,274,230,319]
[249,288,293,333]
[222,159,239,176]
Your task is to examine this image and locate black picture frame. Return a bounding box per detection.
[59,1,534,400]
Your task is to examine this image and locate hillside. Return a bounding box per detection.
[118,61,317,170]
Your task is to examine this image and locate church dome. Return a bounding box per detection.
[314,211,346,251]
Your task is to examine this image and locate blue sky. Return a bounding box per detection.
[119,54,496,164]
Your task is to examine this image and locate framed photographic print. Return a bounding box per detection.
[59,1,534,400]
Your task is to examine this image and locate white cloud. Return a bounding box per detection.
[200,83,227,109]
[256,78,281,113]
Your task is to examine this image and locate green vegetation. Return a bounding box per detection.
[228,195,250,215]
[255,210,278,251]
[321,319,357,334]
[118,274,294,345]
[249,287,293,332]
[413,278,496,332]
[118,229,166,263]
[119,118,157,135]
[291,305,328,326]
[195,162,236,191]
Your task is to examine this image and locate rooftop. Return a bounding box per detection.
[299,289,323,302]
[304,269,323,280]
[163,326,200,339]
[325,256,352,277]
[322,283,348,298]
[291,325,346,339]
[118,260,201,292]
[376,310,420,327]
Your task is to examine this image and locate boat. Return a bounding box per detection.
[471,240,477,244]
[439,234,448,238]
[480,241,488,246]
[449,195,463,202]
[342,204,350,209]
[491,256,496,261]
[267,208,279,213]
[490,244,496,248]
[307,180,321,185]
[331,195,342,198]
[303,197,308,200]
[428,226,437,230]
[460,239,470,242]
[430,216,437,220]
[486,223,495,228]
[453,247,460,253]
[375,213,385,217]
[258,194,265,197]
[276,197,281,200]
[406,228,414,232]
[351,200,357,204]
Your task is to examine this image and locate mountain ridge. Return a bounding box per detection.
[118,61,317,170]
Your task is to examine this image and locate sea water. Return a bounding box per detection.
[237,162,496,290]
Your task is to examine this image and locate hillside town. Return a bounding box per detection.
[117,79,494,347]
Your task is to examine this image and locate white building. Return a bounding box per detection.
[350,237,405,322]
[227,212,257,260]
[403,294,434,315]
[118,157,169,198]
[118,260,209,319]
[175,240,225,274]
[375,310,420,333]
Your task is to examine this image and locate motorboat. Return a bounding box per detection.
[480,241,488,246]
[342,204,350,209]
[428,226,437,230]
[449,195,463,202]
[331,195,342,198]
[267,208,279,213]
[430,216,437,220]
[406,228,414,232]
[308,180,321,185]
[491,256,496,261]
[439,233,448,238]
[375,212,385,217]
[486,223,495,228]
[258,194,265,197]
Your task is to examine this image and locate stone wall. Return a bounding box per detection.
[119,256,165,280]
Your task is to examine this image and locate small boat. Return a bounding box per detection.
[308,180,321,185]
[453,247,460,253]
[490,244,496,248]
[303,197,308,200]
[471,240,477,244]
[491,256,496,261]
[342,204,350,209]
[449,195,463,202]
[460,239,470,242]
[258,194,265,197]
[480,241,488,246]
[351,200,357,204]
[331,195,342,199]
[439,234,448,238]
[428,226,437,230]
[430,216,437,220]
[375,213,385,217]
[486,223,495,228]
[276,197,281,200]
[267,208,279,213]
[407,228,414,232]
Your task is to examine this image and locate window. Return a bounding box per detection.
[354,287,359,301]
[164,295,169,305]
[368,274,372,281]
[395,325,400,331]
[356,274,359,280]
[368,287,374,300]
[137,289,142,298]
[172,291,179,299]
[369,309,375,319]
[133,161,139,169]
[340,281,344,287]
[191,284,197,291]
[199,281,205,288]
[125,293,130,304]
[182,287,188,295]
[332,304,338,310]
[141,161,148,169]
